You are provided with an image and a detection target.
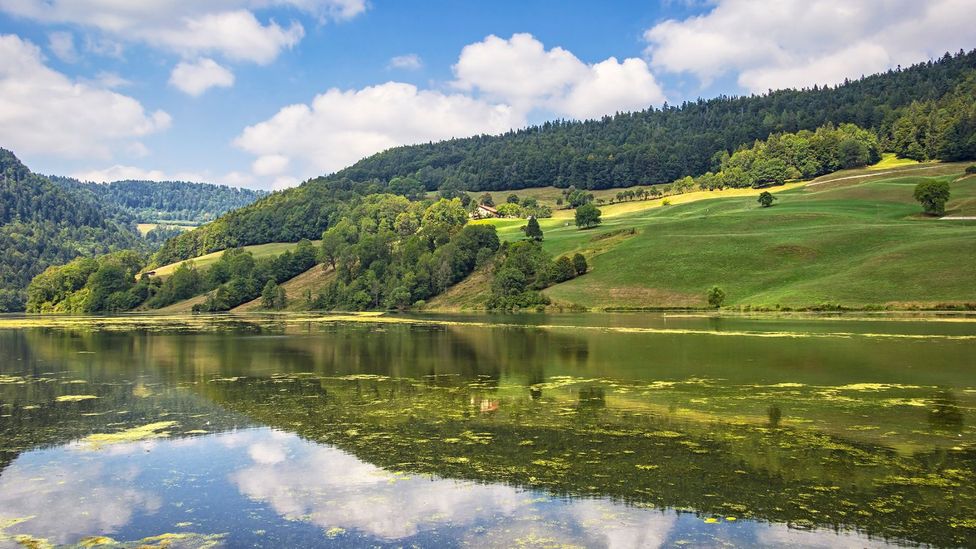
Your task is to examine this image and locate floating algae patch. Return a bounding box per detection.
[835,383,927,391]
[78,421,178,450]
[55,395,99,402]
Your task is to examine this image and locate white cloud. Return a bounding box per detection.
[252,154,291,176]
[388,53,423,70]
[454,33,665,119]
[0,1,366,64]
[169,57,235,96]
[47,30,77,62]
[71,165,208,183]
[643,0,976,93]
[234,81,524,177]
[0,34,170,160]
[150,10,304,65]
[556,57,666,119]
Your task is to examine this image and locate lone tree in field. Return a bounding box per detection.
[707,286,726,309]
[572,253,588,275]
[522,216,544,241]
[575,203,602,229]
[913,180,950,215]
[758,191,777,208]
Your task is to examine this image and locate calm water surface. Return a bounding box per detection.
[0,313,973,548]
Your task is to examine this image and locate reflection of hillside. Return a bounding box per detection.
[201,374,976,548]
[0,331,249,475]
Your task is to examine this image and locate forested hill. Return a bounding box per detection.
[333,49,976,191]
[49,177,268,224]
[153,50,976,266]
[0,149,141,311]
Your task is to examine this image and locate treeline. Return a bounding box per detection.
[334,50,976,191]
[0,149,141,312]
[27,240,319,313]
[312,196,498,310]
[487,241,587,310]
[889,74,976,162]
[49,177,267,223]
[686,122,880,189]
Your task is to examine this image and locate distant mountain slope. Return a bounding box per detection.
[49,177,267,224]
[0,149,141,311]
[154,50,976,266]
[332,50,976,192]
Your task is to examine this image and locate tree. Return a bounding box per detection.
[707,286,726,309]
[913,180,950,215]
[421,198,468,245]
[552,256,576,282]
[758,191,777,208]
[261,280,281,309]
[506,194,520,204]
[479,193,494,206]
[572,253,587,275]
[575,203,602,229]
[522,217,544,241]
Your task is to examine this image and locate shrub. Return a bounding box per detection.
[913,180,950,215]
[706,286,726,308]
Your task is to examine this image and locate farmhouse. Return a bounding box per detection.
[472,204,499,219]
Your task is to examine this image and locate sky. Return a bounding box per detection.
[0,0,974,190]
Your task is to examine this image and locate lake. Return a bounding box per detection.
[0,312,973,548]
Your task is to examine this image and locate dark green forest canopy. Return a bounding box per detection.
[49,176,267,223]
[0,149,140,312]
[0,149,266,312]
[153,50,976,265]
[333,49,976,191]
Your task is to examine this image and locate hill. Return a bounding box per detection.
[0,149,268,312]
[153,50,976,265]
[0,149,141,311]
[49,177,267,224]
[429,162,976,311]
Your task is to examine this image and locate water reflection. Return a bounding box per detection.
[0,429,896,548]
[0,314,974,547]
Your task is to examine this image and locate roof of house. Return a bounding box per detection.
[478,204,498,213]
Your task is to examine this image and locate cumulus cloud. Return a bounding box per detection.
[454,33,665,118]
[169,57,235,96]
[252,154,291,176]
[71,165,209,183]
[0,1,366,64]
[0,34,170,159]
[644,0,976,93]
[388,53,423,70]
[234,81,524,176]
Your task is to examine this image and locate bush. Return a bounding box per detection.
[757,191,778,208]
[707,286,726,308]
[913,180,951,215]
[966,165,976,174]
[572,253,588,276]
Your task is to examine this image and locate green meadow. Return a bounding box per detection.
[455,163,976,310]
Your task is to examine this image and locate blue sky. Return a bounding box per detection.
[0,1,972,189]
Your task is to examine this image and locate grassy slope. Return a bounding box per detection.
[232,265,335,312]
[146,240,321,278]
[434,162,976,311]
